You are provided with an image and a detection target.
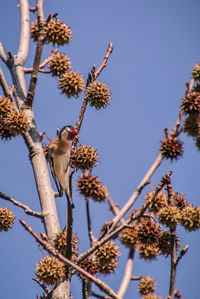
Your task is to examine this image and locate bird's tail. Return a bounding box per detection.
[65,169,75,209]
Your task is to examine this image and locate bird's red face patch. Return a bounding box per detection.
[67,129,78,141]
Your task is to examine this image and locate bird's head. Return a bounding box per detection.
[59,125,78,142]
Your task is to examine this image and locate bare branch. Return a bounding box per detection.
[175,245,189,267]
[20,219,120,299]
[0,67,11,96]
[0,191,44,218]
[118,249,135,298]
[86,197,96,246]
[73,42,114,147]
[169,227,177,299]
[23,0,45,107]
[32,277,51,294]
[94,42,114,79]
[17,0,30,64]
[131,276,142,280]
[0,42,9,63]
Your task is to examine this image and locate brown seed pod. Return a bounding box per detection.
[78,258,99,278]
[85,81,111,109]
[145,191,168,214]
[180,205,200,231]
[54,230,79,257]
[49,52,71,77]
[119,224,138,248]
[181,91,200,114]
[95,241,119,275]
[58,71,85,98]
[158,206,181,229]
[35,256,66,285]
[160,136,183,160]
[137,244,159,260]
[70,145,98,170]
[31,19,72,46]
[77,174,108,202]
[183,114,200,137]
[0,207,15,231]
[137,218,162,246]
[192,62,200,81]
[158,231,180,257]
[138,276,156,296]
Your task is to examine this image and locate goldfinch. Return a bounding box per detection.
[48,125,78,208]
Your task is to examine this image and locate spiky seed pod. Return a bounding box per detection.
[95,241,119,275]
[35,256,66,285]
[172,192,188,210]
[30,20,41,42]
[91,184,109,202]
[137,218,162,246]
[45,19,72,46]
[58,71,85,98]
[119,225,138,248]
[77,174,108,202]
[181,92,200,114]
[138,276,156,296]
[0,96,15,117]
[158,231,180,257]
[85,81,111,109]
[180,205,200,231]
[5,111,30,135]
[192,62,200,81]
[49,52,71,77]
[183,114,200,137]
[70,145,98,170]
[54,230,79,257]
[137,244,159,260]
[78,258,99,278]
[158,206,181,229]
[0,207,15,231]
[160,136,183,160]
[99,221,119,240]
[145,191,168,214]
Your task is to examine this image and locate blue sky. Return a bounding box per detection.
[0,0,200,298]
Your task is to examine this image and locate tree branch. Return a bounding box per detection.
[86,197,96,246]
[19,219,120,299]
[23,0,45,108]
[118,248,135,298]
[0,67,11,96]
[0,191,44,218]
[72,42,114,148]
[17,0,30,64]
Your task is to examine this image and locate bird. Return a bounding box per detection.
[48,125,78,208]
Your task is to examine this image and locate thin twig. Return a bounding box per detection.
[118,248,135,298]
[66,204,73,283]
[23,0,45,108]
[24,49,58,73]
[19,219,120,299]
[0,42,9,63]
[72,42,114,148]
[130,276,142,280]
[86,197,96,246]
[0,191,43,218]
[94,42,114,79]
[169,227,177,299]
[175,245,189,267]
[0,67,11,96]
[32,277,51,294]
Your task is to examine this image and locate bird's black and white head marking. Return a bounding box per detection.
[59,125,78,141]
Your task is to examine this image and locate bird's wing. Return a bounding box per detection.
[48,141,63,197]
